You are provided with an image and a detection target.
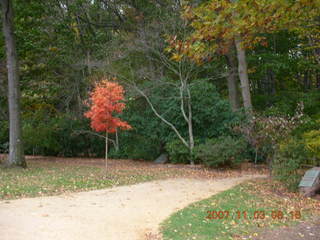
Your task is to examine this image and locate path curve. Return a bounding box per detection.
[0,175,264,240]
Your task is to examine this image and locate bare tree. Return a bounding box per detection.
[105,16,199,164]
[133,58,196,165]
[1,0,26,167]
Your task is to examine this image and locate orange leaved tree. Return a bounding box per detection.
[84,79,131,173]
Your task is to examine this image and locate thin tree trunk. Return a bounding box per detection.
[135,86,189,148]
[135,83,194,164]
[303,71,311,91]
[234,37,253,113]
[1,0,26,168]
[263,68,276,96]
[105,131,108,174]
[226,48,240,111]
[115,129,119,152]
[262,70,268,95]
[317,72,320,89]
[186,87,194,165]
[268,69,276,95]
[87,50,92,75]
[179,75,194,165]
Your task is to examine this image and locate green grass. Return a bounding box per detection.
[1,158,266,200]
[0,161,166,200]
[161,180,318,240]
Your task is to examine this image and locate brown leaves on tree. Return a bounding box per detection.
[165,0,320,64]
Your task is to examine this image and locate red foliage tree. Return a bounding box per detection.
[84,79,131,172]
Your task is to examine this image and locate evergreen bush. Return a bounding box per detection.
[195,136,248,168]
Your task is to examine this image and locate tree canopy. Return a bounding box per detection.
[0,0,319,179]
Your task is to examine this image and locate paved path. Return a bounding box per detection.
[0,175,264,240]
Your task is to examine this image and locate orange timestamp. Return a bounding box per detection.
[206,210,301,220]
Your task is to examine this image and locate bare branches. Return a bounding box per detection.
[133,85,189,148]
[101,9,198,164]
[72,130,117,148]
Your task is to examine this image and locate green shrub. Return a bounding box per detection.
[272,138,308,191]
[109,134,162,160]
[22,113,105,157]
[292,118,320,166]
[0,120,9,153]
[195,136,248,168]
[301,90,320,117]
[108,80,242,161]
[165,139,193,164]
[0,142,9,153]
[52,115,105,157]
[254,90,320,117]
[303,129,320,165]
[292,117,319,137]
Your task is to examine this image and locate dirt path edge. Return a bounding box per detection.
[0,175,265,240]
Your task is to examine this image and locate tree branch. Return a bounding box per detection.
[133,85,189,148]
[72,130,117,148]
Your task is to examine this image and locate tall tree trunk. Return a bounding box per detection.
[1,0,26,168]
[226,48,240,111]
[234,37,253,112]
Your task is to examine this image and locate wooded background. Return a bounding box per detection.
[0,1,319,188]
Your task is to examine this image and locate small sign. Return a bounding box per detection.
[299,167,320,188]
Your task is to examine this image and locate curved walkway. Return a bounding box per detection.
[0,175,264,240]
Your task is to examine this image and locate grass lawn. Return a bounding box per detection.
[161,179,320,240]
[0,158,176,199]
[0,156,265,200]
[0,163,149,200]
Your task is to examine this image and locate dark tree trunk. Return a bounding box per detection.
[1,0,26,167]
[268,69,276,95]
[303,71,311,91]
[317,72,320,89]
[263,68,276,96]
[262,70,268,95]
[226,48,240,111]
[234,37,253,112]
